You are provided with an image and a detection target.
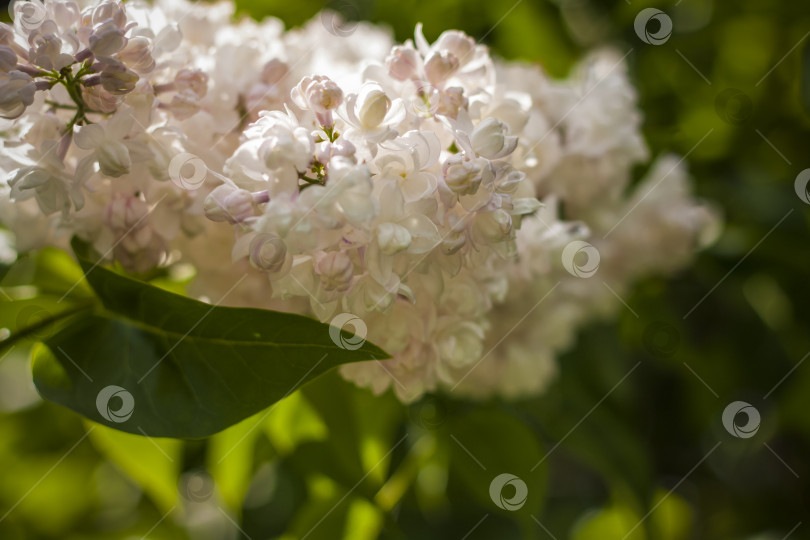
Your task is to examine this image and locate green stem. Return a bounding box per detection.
[0,300,96,354]
[45,100,79,111]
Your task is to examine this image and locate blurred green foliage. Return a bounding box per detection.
[2,0,810,538]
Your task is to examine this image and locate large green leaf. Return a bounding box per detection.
[802,40,810,116]
[31,239,388,438]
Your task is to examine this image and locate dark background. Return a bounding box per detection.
[1,0,809,538]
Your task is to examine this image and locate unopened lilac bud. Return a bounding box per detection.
[81,84,119,112]
[473,209,512,243]
[0,71,35,119]
[75,48,94,62]
[470,117,518,159]
[261,58,288,85]
[175,68,208,98]
[100,63,138,95]
[249,234,289,273]
[291,75,343,126]
[356,84,391,129]
[118,37,154,73]
[92,0,128,28]
[424,51,458,87]
[314,250,354,291]
[385,44,419,81]
[89,20,128,57]
[105,194,148,230]
[438,86,467,118]
[0,24,14,46]
[332,139,355,157]
[315,141,333,164]
[204,184,256,223]
[96,140,131,177]
[434,30,475,65]
[0,46,17,72]
[170,89,200,120]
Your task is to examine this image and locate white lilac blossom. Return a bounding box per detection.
[0,1,718,402]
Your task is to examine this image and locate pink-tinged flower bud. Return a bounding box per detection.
[438,86,467,118]
[0,46,17,72]
[89,20,128,57]
[424,51,458,87]
[99,61,138,94]
[332,139,356,157]
[261,58,288,85]
[291,75,343,126]
[0,71,36,119]
[92,0,128,28]
[203,184,256,223]
[470,117,519,159]
[169,89,200,120]
[473,209,512,243]
[249,234,289,274]
[434,30,475,65]
[118,37,155,73]
[385,44,419,81]
[315,141,333,164]
[105,194,148,230]
[174,68,208,98]
[119,224,154,253]
[51,0,80,30]
[314,250,354,291]
[0,24,14,46]
[81,84,119,112]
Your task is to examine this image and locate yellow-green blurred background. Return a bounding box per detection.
[2,0,810,538]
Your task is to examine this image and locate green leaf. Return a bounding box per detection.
[801,40,810,116]
[446,408,547,518]
[285,474,352,540]
[207,412,266,511]
[264,390,328,455]
[31,238,389,438]
[85,421,182,513]
[0,296,94,353]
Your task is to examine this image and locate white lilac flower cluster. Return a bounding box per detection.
[0,0,718,402]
